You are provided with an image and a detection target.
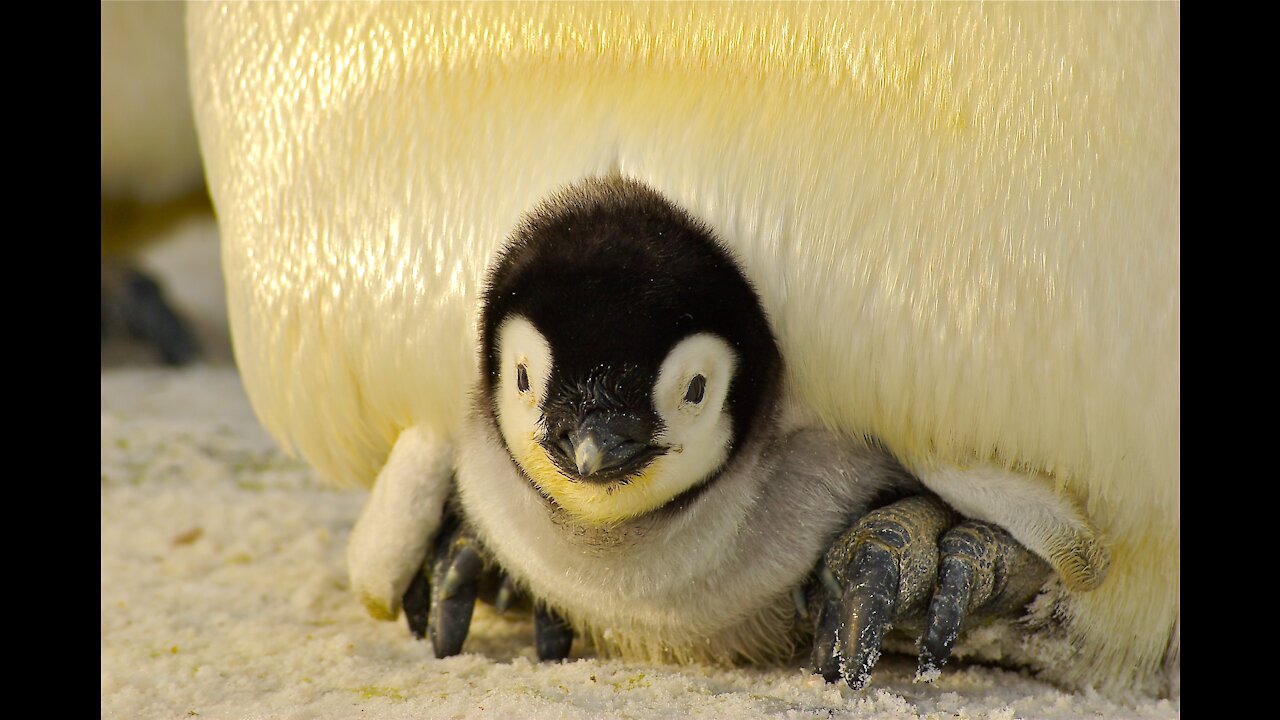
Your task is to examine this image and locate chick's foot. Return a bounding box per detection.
[402,509,572,660]
[810,494,1051,689]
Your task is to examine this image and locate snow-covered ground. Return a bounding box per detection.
[100,221,1179,719]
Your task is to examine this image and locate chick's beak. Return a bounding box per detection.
[571,432,605,476]
[548,412,663,482]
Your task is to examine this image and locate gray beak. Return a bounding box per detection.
[572,433,605,476]
[548,412,663,481]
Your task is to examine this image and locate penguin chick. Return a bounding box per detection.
[438,177,1057,673]
[477,175,783,527]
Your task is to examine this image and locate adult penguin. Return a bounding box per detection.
[189,4,1179,698]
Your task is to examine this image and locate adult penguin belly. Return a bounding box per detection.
[188,4,1178,698]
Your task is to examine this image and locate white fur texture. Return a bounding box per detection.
[189,3,1178,697]
[918,464,1109,592]
[345,426,453,621]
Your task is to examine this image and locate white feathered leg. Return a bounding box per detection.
[915,464,1109,593]
[345,426,454,620]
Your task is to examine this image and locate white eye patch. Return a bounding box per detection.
[495,316,553,447]
[653,333,737,421]
[650,333,737,485]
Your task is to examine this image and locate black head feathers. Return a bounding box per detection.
[480,176,782,449]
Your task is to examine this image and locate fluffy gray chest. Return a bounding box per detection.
[454,416,912,661]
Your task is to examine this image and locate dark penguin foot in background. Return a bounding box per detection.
[102,262,200,365]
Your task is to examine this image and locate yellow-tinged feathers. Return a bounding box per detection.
[519,437,672,527]
[189,3,1178,697]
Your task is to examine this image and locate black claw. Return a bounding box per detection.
[430,590,478,658]
[918,550,973,678]
[917,521,1052,679]
[837,541,900,690]
[402,567,431,640]
[811,579,843,684]
[812,496,957,690]
[429,536,484,658]
[534,606,574,662]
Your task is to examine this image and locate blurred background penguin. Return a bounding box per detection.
[101,1,223,366]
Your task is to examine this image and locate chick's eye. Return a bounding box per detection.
[684,374,706,404]
[516,363,530,393]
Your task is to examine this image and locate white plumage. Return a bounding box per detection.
[188,3,1178,698]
